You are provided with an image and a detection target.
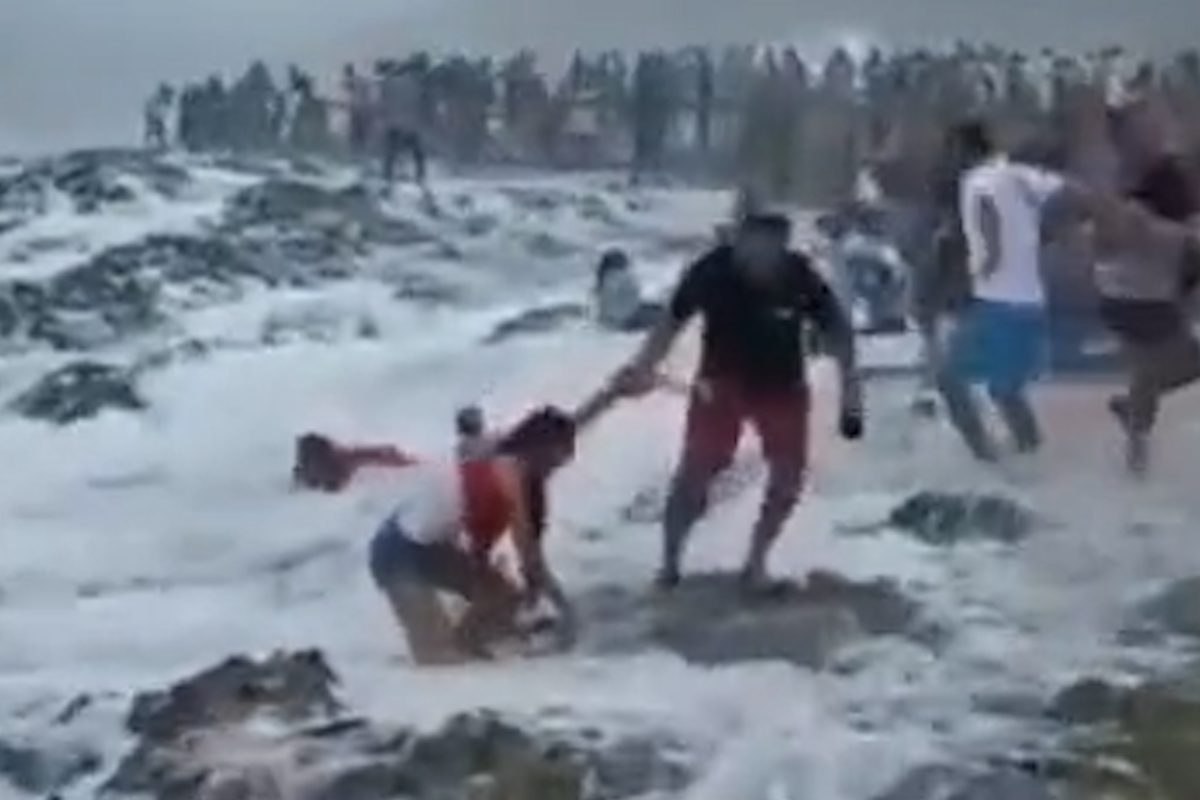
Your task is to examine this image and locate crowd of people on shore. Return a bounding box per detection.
[143,44,1200,197]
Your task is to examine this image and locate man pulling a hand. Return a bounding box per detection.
[612,212,863,593]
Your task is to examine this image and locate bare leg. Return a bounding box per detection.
[1120,333,1200,475]
[454,567,522,658]
[990,388,1041,453]
[742,390,808,589]
[661,385,741,587]
[383,581,466,666]
[742,459,803,586]
[938,368,998,462]
[661,461,724,586]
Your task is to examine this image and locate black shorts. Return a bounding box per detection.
[1099,299,1186,347]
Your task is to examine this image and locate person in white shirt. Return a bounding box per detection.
[938,120,1065,462]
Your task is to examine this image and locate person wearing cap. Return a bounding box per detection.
[455,405,493,460]
[612,212,863,593]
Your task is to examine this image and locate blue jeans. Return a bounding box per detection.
[369,519,476,598]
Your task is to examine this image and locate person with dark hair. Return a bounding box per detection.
[613,212,862,593]
[1091,99,1200,475]
[292,433,416,492]
[362,386,621,664]
[937,119,1065,462]
[593,248,663,332]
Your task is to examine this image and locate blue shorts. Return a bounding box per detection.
[368,518,476,598]
[947,300,1047,395]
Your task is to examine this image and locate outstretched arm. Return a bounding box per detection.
[572,381,624,433]
[611,254,709,396]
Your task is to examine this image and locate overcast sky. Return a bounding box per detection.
[3,0,1199,154]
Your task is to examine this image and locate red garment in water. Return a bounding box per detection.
[459,459,515,554]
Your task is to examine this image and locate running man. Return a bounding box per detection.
[937,121,1064,462]
[366,388,620,664]
[613,212,863,592]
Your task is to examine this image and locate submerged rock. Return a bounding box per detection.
[0,736,101,795]
[1139,576,1200,638]
[873,766,1056,800]
[650,571,926,669]
[1052,664,1200,800]
[105,652,694,800]
[886,491,1036,545]
[125,650,342,744]
[1049,678,1125,726]
[11,361,145,424]
[484,303,588,345]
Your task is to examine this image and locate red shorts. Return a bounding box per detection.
[680,378,810,476]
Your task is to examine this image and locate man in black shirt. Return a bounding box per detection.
[614,214,863,590]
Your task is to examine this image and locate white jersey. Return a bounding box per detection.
[960,155,1063,306]
[389,461,462,545]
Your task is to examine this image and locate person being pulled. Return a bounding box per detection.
[613,212,863,594]
[372,386,627,664]
[293,433,416,492]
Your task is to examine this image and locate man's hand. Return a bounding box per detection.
[839,373,865,441]
[839,406,865,440]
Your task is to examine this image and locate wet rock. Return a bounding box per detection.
[578,194,620,225]
[25,234,258,347]
[126,650,342,744]
[1139,576,1200,638]
[651,571,924,669]
[872,765,962,800]
[887,492,1036,545]
[463,213,500,237]
[500,186,568,212]
[392,272,463,305]
[524,232,578,259]
[225,180,371,228]
[1052,663,1200,799]
[10,361,145,424]
[0,737,101,794]
[0,150,188,218]
[1050,678,1124,726]
[54,694,95,726]
[873,766,1057,800]
[484,303,587,344]
[106,654,694,800]
[224,179,434,258]
[946,769,1056,800]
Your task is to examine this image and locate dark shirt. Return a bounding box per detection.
[669,245,846,391]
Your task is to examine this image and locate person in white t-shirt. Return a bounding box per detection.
[938,120,1065,462]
